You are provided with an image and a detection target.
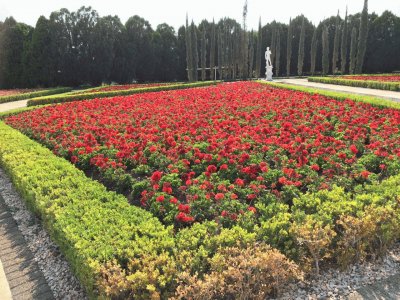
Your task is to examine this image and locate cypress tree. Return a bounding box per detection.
[271,28,276,66]
[297,17,306,76]
[209,20,216,80]
[190,21,198,81]
[286,18,293,76]
[340,7,348,74]
[255,18,262,78]
[275,28,281,77]
[185,15,193,81]
[217,28,223,79]
[241,0,249,78]
[249,30,254,78]
[349,26,358,74]
[310,26,318,75]
[355,0,369,74]
[332,11,341,74]
[322,26,330,75]
[201,27,206,81]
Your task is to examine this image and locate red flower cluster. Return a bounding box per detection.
[6,82,400,226]
[0,88,39,97]
[338,75,400,83]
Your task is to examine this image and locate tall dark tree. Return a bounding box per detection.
[340,8,348,74]
[310,26,318,75]
[241,0,249,78]
[249,30,255,78]
[332,12,341,74]
[286,18,293,76]
[322,26,330,75]
[153,24,178,82]
[275,28,281,76]
[91,15,124,85]
[0,17,31,88]
[355,0,369,73]
[349,26,358,74]
[126,15,154,81]
[255,18,262,78]
[200,27,207,80]
[26,16,55,86]
[217,28,222,79]
[185,16,193,81]
[190,21,198,81]
[297,16,306,75]
[177,26,187,80]
[209,20,216,80]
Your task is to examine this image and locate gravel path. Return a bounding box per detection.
[0,100,28,113]
[275,78,400,102]
[0,169,86,299]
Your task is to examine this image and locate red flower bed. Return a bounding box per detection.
[0,89,39,97]
[5,82,400,227]
[84,83,173,93]
[338,75,400,82]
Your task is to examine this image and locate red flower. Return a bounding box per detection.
[350,144,358,154]
[176,212,194,223]
[235,178,245,186]
[248,206,257,214]
[178,204,190,213]
[151,171,163,182]
[311,164,320,171]
[156,195,165,203]
[215,193,224,200]
[207,165,217,173]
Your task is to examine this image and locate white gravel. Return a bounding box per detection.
[0,168,87,300]
[277,244,400,299]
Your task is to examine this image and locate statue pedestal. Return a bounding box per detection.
[266,66,273,81]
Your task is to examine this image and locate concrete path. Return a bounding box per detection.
[0,194,54,299]
[275,78,400,102]
[0,100,28,113]
[348,274,400,300]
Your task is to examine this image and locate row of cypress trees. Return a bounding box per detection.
[186,0,373,80]
[1,0,399,88]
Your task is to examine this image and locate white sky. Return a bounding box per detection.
[0,0,399,30]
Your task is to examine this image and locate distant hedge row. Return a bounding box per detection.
[27,81,219,106]
[0,87,72,104]
[308,77,400,91]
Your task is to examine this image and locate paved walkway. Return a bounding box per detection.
[0,100,28,113]
[0,194,54,299]
[275,78,400,102]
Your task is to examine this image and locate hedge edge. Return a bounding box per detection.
[257,80,400,110]
[27,81,219,106]
[0,87,72,104]
[308,77,400,91]
[0,121,175,298]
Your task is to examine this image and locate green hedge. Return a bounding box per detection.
[258,80,400,110]
[0,121,175,298]
[27,81,219,106]
[308,77,400,91]
[0,87,72,104]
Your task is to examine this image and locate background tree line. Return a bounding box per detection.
[0,1,399,88]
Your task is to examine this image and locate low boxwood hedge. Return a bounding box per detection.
[0,121,175,298]
[308,77,400,91]
[27,81,219,106]
[0,87,72,104]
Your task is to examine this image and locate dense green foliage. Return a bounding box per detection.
[355,0,369,74]
[0,87,72,104]
[27,81,218,106]
[297,17,306,76]
[308,76,400,91]
[1,4,399,87]
[322,27,330,75]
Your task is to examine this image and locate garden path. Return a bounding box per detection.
[275,78,400,102]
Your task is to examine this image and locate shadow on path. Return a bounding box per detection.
[0,195,54,300]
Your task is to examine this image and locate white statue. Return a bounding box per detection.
[265,47,273,81]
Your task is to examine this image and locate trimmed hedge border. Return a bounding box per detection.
[0,87,72,104]
[258,80,400,110]
[27,81,219,106]
[0,121,175,298]
[308,76,400,91]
